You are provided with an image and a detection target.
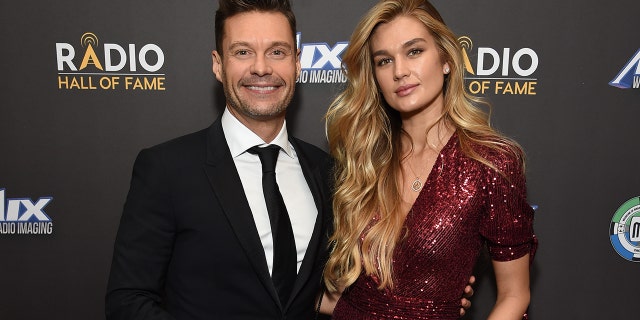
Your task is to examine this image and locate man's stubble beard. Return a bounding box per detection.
[222,71,294,121]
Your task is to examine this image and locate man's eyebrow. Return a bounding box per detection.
[268,41,295,54]
[270,41,294,49]
[227,41,250,51]
[227,41,294,51]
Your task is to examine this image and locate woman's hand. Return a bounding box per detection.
[460,275,476,316]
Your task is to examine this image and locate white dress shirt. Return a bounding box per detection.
[221,108,318,275]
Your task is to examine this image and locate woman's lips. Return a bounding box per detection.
[395,83,418,97]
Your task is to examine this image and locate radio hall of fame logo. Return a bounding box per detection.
[458,36,539,96]
[610,196,640,262]
[0,189,54,235]
[56,32,166,91]
[609,48,640,89]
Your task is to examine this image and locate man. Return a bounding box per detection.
[106,1,332,319]
[106,1,472,319]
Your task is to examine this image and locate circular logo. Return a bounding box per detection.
[610,196,640,262]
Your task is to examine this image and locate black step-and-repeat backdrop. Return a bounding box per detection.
[1,0,639,318]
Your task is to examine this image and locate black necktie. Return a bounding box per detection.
[247,145,297,305]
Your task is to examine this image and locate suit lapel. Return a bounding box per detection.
[203,120,281,306]
[285,138,329,310]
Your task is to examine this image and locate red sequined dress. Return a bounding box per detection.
[332,134,537,319]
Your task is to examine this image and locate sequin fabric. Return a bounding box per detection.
[332,134,537,319]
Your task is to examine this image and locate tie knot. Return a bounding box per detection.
[248,145,281,173]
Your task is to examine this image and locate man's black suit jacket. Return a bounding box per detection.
[106,119,333,319]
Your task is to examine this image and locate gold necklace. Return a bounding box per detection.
[405,158,424,192]
[403,127,450,193]
[405,145,443,192]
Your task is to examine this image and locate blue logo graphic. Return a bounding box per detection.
[0,189,54,235]
[610,196,640,262]
[609,49,640,89]
[296,33,347,84]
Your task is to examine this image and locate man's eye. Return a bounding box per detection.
[269,48,289,59]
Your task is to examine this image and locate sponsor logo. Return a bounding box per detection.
[609,196,640,262]
[56,32,166,91]
[609,49,640,89]
[0,189,54,235]
[459,36,539,95]
[296,33,347,84]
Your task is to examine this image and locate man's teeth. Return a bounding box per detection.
[248,86,277,91]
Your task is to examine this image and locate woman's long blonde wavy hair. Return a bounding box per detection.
[323,0,524,292]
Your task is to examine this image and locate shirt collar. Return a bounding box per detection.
[221,107,294,158]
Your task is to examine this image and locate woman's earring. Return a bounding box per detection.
[444,66,450,74]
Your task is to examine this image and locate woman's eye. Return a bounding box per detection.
[377,58,391,66]
[408,48,423,56]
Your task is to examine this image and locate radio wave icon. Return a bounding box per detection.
[458,36,473,51]
[78,32,104,71]
[458,36,475,75]
[81,32,99,48]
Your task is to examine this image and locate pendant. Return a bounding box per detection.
[411,177,422,192]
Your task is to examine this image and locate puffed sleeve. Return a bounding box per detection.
[480,149,537,262]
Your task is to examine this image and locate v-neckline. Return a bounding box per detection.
[404,131,457,221]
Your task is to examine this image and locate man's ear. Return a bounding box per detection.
[212,50,223,82]
[295,48,301,80]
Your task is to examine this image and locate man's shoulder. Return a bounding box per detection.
[146,127,210,153]
[135,126,212,166]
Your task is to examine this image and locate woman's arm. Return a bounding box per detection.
[487,254,531,320]
[318,290,342,315]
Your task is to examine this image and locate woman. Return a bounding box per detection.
[322,0,536,319]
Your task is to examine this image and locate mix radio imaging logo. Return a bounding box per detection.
[610,197,640,262]
[609,49,640,89]
[0,189,54,235]
[459,36,539,96]
[56,32,166,91]
[296,33,347,84]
